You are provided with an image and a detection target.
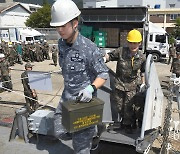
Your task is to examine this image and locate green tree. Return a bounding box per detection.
[25,2,51,28]
[174,17,180,38]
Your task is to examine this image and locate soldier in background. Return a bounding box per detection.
[170,51,180,77]
[35,42,41,62]
[8,45,15,66]
[12,42,18,64]
[168,43,176,65]
[21,62,39,113]
[51,45,58,66]
[43,40,50,60]
[3,42,9,58]
[0,53,13,92]
[23,42,30,62]
[1,40,6,54]
[16,42,23,65]
[39,42,44,61]
[29,41,35,62]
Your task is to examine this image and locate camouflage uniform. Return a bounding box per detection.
[23,44,30,62]
[43,42,50,60]
[29,43,35,62]
[35,43,42,62]
[170,54,180,77]
[8,46,16,66]
[108,47,146,126]
[54,33,109,154]
[51,46,58,66]
[21,70,39,113]
[168,45,176,65]
[12,43,18,64]
[0,58,13,91]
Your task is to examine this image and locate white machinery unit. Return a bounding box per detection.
[28,110,54,135]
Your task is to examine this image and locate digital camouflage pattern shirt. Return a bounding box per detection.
[58,33,109,101]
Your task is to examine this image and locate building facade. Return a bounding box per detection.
[0,0,55,5]
[0,3,31,27]
[166,0,180,8]
[83,0,118,8]
[149,8,180,33]
[83,0,167,9]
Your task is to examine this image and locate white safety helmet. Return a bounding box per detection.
[0,53,5,58]
[50,0,81,27]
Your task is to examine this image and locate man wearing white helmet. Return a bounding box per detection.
[50,0,109,153]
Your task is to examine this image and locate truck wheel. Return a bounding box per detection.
[152,53,160,62]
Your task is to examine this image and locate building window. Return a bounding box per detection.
[170,14,180,20]
[30,8,36,12]
[169,4,175,8]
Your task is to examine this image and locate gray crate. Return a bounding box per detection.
[28,110,54,135]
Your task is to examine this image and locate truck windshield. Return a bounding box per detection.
[34,35,45,41]
[26,37,33,41]
[155,35,166,43]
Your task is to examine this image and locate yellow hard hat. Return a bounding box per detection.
[127,29,142,43]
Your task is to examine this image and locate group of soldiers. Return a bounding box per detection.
[0,40,58,93]
[0,40,58,113]
[0,40,56,66]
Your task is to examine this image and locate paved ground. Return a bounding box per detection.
[0,57,179,154]
[0,126,74,154]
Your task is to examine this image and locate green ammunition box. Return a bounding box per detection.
[62,97,104,133]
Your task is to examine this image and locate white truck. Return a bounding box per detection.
[145,22,169,62]
[0,27,46,43]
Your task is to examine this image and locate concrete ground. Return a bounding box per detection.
[0,126,73,154]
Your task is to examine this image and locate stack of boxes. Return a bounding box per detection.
[93,31,107,48]
[100,28,119,48]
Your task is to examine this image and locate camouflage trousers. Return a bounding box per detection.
[52,55,57,66]
[112,88,145,126]
[113,88,137,125]
[24,92,39,113]
[1,75,13,91]
[54,102,95,154]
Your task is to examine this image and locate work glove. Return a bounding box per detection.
[78,85,94,102]
[139,83,146,92]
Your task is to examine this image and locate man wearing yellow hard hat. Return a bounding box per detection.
[104,29,146,134]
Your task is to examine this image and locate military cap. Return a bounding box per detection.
[25,62,33,68]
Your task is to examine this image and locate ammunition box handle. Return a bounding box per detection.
[75,94,83,104]
[74,94,90,104]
